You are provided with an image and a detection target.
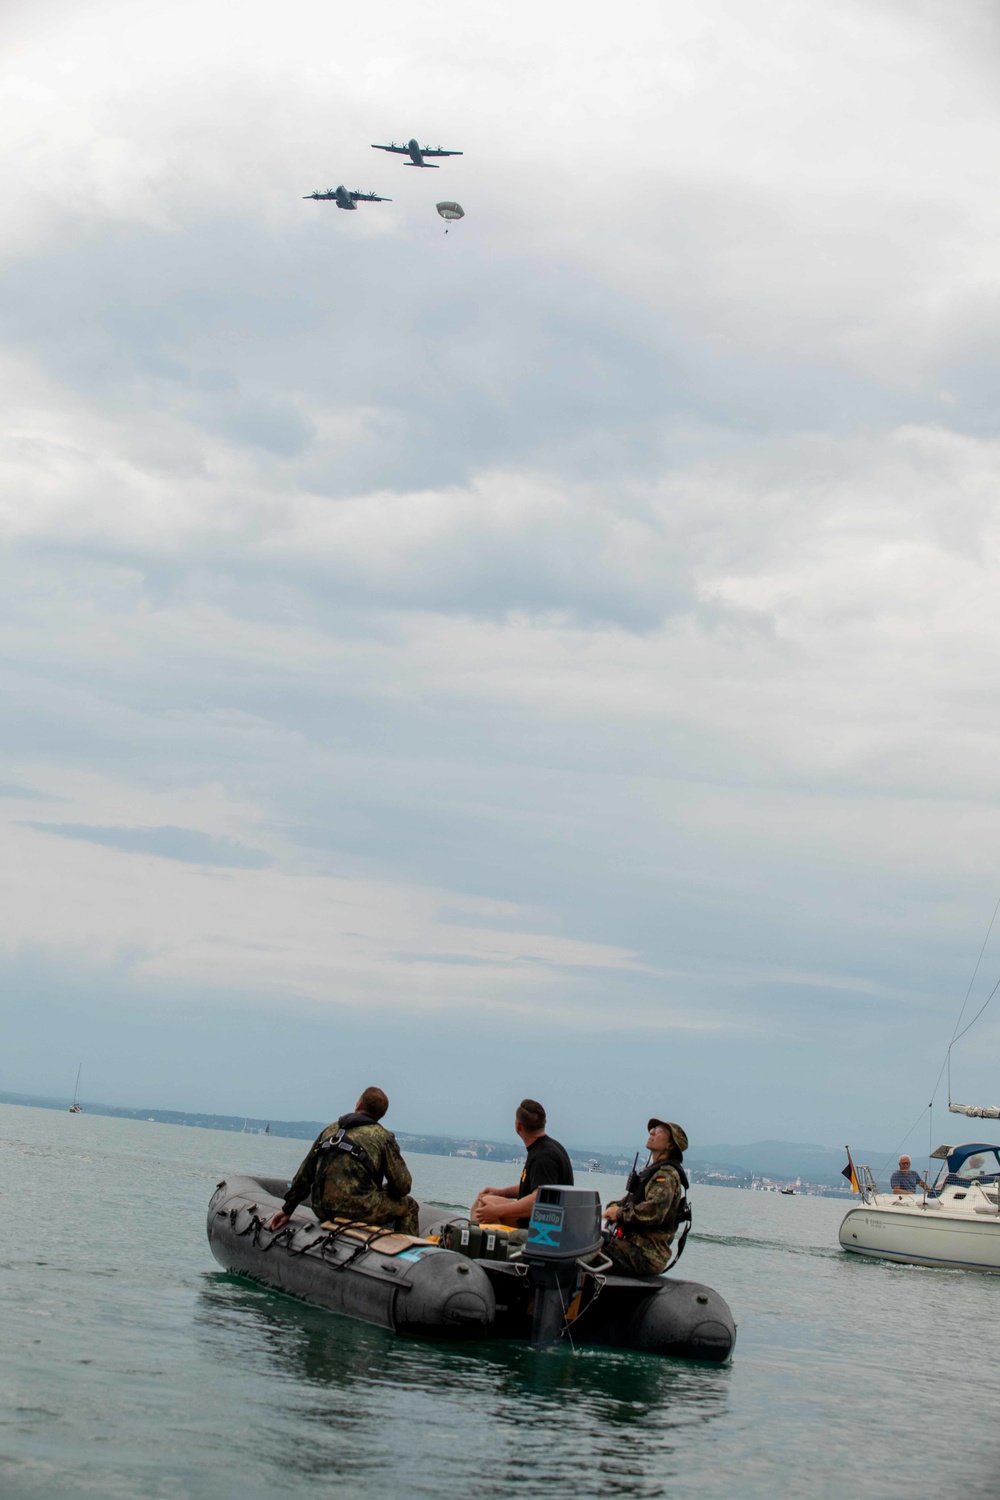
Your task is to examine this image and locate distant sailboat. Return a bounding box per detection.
[265,1123,270,1135]
[69,1065,82,1114]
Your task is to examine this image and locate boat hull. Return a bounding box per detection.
[208,1176,736,1361]
[208,1176,495,1337]
[839,1203,1000,1272]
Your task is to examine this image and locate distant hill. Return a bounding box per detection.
[0,1089,912,1186]
[690,1140,895,1188]
[0,1089,326,1139]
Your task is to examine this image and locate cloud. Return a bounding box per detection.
[0,819,703,1029]
[22,822,273,868]
[3,0,1000,1144]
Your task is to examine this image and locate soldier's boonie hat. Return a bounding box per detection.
[648,1119,688,1154]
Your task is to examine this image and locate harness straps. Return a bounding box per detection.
[667,1190,693,1269]
[313,1120,382,1192]
[622,1157,693,1268]
[624,1158,689,1208]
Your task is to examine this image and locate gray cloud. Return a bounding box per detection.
[2,0,1000,1144]
[23,823,272,868]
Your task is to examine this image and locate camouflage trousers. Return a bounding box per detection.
[605,1233,672,1277]
[316,1189,420,1237]
[377,1195,420,1237]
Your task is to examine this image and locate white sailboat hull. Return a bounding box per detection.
[840,1201,1000,1272]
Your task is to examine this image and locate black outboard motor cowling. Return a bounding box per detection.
[526,1185,604,1261]
[524,1186,603,1345]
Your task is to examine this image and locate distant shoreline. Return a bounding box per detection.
[0,1087,865,1192]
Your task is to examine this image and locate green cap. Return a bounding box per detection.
[647,1119,688,1154]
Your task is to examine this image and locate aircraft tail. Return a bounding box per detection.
[404,162,440,168]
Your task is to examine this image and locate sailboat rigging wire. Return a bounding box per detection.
[950,889,1000,1044]
[877,1101,931,1183]
[951,972,1000,1048]
[925,889,1000,1108]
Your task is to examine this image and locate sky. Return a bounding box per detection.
[3,0,1000,1153]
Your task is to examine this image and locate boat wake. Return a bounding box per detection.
[693,1231,840,1260]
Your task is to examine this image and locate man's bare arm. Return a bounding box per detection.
[473,1189,536,1224]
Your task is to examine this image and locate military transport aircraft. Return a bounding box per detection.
[303,186,392,210]
[371,138,463,169]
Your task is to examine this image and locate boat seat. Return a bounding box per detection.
[319,1219,435,1256]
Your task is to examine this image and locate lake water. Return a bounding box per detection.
[3,1102,1000,1499]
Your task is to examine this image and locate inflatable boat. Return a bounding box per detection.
[207,1176,736,1362]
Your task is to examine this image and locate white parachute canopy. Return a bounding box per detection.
[436,201,464,223]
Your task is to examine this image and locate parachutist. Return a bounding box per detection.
[436,201,464,233]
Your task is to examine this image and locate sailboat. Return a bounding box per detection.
[839,909,1000,1272]
[838,1141,1000,1272]
[68,1065,82,1114]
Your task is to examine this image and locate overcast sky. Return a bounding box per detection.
[4,0,1000,1153]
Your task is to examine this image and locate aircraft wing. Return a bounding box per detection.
[420,147,463,157]
[371,143,409,153]
[351,191,392,202]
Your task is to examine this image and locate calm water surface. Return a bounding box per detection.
[2,1103,1000,1498]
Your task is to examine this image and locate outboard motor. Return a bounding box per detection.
[524,1185,603,1346]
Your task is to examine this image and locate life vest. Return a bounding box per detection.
[620,1156,693,1267]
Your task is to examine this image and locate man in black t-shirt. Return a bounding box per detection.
[471,1099,574,1228]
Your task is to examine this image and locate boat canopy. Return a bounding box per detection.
[936,1143,1000,1175]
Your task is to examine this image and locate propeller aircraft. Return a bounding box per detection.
[371,138,463,169]
[303,186,392,211]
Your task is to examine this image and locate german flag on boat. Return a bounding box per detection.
[841,1148,859,1193]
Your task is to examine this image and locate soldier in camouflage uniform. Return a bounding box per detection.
[603,1119,689,1277]
[268,1086,419,1236]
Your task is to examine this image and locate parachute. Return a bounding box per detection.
[436,201,464,234]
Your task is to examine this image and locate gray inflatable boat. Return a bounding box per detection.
[207,1176,735,1363]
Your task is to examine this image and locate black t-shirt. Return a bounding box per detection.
[516,1135,574,1226]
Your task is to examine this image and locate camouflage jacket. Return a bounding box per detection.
[608,1161,684,1255]
[282,1113,412,1222]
